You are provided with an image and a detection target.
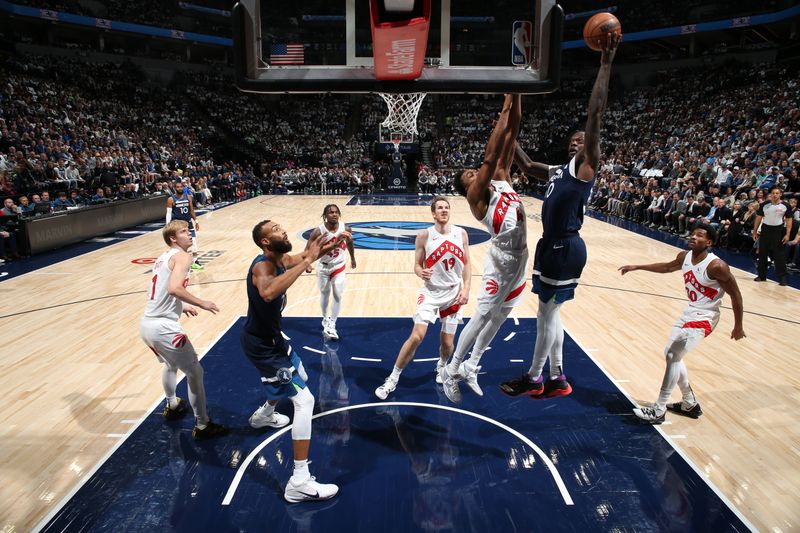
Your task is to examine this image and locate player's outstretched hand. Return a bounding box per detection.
[419,268,433,281]
[306,233,328,259]
[601,31,620,66]
[183,306,199,317]
[351,258,357,269]
[617,265,636,275]
[731,325,746,340]
[199,300,219,314]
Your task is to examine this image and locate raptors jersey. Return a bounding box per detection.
[424,225,465,291]
[480,180,527,252]
[678,252,724,334]
[144,248,189,321]
[317,221,348,267]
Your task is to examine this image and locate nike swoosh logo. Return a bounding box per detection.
[553,245,564,249]
[295,489,320,498]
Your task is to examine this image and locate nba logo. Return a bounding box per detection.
[511,21,532,66]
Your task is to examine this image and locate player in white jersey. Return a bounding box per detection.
[439,94,527,403]
[375,197,471,400]
[619,224,746,424]
[305,204,356,340]
[139,220,228,440]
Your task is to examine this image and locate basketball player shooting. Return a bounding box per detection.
[619,224,745,423]
[499,32,620,399]
[440,93,528,403]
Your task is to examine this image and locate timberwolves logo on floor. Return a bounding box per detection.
[302,222,491,250]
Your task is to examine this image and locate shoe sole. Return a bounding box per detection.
[665,403,703,419]
[499,386,543,398]
[284,492,337,504]
[534,382,573,399]
[250,418,290,429]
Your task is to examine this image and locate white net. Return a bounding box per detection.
[378,92,427,137]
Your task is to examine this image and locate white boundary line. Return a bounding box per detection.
[32,315,242,533]
[221,401,574,507]
[563,324,758,532]
[302,346,325,354]
[351,357,382,362]
[414,357,439,362]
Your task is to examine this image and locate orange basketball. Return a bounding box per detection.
[583,12,622,52]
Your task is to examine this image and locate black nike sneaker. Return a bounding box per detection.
[192,420,229,440]
[163,397,188,420]
[666,401,703,419]
[499,375,543,397]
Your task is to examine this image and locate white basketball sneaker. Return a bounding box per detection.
[284,476,339,503]
[249,406,290,429]
[435,361,445,384]
[459,362,484,397]
[375,376,398,400]
[327,321,339,341]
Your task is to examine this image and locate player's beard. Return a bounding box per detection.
[269,240,292,254]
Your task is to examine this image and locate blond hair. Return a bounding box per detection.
[162,220,189,246]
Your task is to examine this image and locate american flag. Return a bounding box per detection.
[270,44,305,65]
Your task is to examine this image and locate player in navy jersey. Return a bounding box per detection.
[500,32,620,399]
[241,219,348,503]
[166,181,203,270]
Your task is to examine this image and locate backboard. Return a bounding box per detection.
[233,0,563,94]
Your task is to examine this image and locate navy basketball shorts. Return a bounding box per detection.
[240,330,307,400]
[532,235,587,304]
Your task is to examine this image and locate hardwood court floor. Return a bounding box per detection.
[0,195,797,532]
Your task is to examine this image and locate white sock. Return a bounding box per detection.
[259,402,276,416]
[167,395,179,409]
[292,459,310,482]
[389,366,403,381]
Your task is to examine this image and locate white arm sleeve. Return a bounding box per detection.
[165,208,172,224]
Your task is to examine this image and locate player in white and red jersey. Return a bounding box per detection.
[375,197,471,400]
[139,220,228,440]
[439,94,528,403]
[619,224,746,424]
[305,204,356,340]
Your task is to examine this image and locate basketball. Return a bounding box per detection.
[583,12,622,52]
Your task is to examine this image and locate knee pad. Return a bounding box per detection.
[290,386,315,440]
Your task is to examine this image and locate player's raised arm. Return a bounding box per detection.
[496,94,522,179]
[577,32,620,181]
[618,251,686,275]
[514,142,552,181]
[466,95,513,211]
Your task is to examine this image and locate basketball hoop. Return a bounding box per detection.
[379,92,426,138]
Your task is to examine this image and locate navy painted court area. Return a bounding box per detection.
[39,317,748,532]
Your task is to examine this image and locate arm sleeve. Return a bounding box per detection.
[165,208,172,224]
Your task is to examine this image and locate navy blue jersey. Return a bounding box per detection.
[244,255,287,345]
[541,157,595,240]
[171,193,192,222]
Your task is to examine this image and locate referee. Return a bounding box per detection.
[753,186,793,286]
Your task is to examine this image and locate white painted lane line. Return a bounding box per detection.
[504,332,516,341]
[414,358,439,362]
[509,359,524,363]
[351,357,382,362]
[303,346,325,354]
[222,401,574,507]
